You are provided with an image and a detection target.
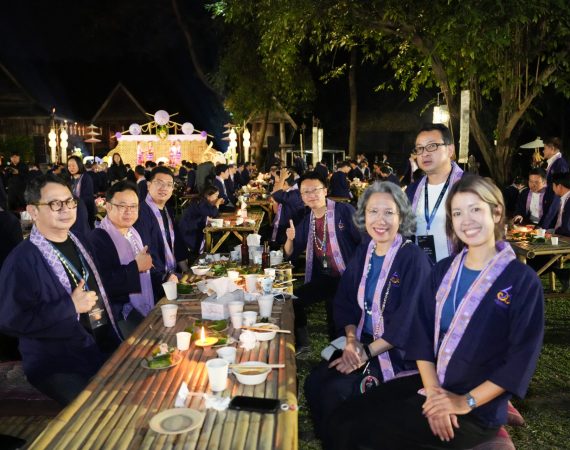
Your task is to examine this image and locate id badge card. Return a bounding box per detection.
[88,306,108,330]
[417,235,437,264]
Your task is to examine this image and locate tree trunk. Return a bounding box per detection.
[255,110,270,168]
[348,47,358,159]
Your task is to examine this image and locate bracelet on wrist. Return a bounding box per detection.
[363,344,373,361]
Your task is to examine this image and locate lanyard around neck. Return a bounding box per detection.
[51,243,90,290]
[424,171,452,231]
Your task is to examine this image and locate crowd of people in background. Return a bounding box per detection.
[0,122,561,448]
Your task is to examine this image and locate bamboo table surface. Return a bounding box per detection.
[204,211,265,253]
[30,298,298,450]
[508,234,570,291]
[245,199,274,225]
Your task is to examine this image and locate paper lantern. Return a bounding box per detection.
[154,110,170,126]
[129,123,141,135]
[181,122,195,135]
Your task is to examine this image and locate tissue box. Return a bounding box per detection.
[200,290,245,320]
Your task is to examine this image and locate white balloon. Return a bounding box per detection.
[154,110,170,126]
[181,122,195,135]
[129,123,141,135]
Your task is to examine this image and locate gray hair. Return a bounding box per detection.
[353,181,416,236]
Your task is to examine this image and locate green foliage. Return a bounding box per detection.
[0,136,34,162]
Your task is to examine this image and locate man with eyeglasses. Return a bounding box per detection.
[0,174,122,405]
[284,171,362,355]
[88,181,154,338]
[406,123,463,263]
[512,168,554,227]
[134,166,189,299]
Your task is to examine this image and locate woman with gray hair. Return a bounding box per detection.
[305,181,432,443]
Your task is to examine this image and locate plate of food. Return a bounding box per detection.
[149,408,204,434]
[142,343,182,370]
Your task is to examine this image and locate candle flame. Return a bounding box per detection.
[200,326,206,342]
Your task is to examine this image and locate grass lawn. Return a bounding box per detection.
[297,291,570,450]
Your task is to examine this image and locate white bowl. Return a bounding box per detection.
[191,265,210,276]
[233,361,270,385]
[251,323,278,341]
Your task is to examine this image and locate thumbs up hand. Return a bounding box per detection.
[136,245,153,272]
[286,219,296,242]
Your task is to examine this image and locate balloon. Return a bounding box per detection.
[129,123,141,135]
[181,122,195,135]
[154,110,170,126]
[115,132,122,139]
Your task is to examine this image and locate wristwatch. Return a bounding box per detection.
[362,344,373,361]
[465,392,477,410]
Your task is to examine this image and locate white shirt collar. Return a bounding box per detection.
[547,152,562,168]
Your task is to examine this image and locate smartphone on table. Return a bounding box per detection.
[228,396,280,413]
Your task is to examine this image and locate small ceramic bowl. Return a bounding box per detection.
[191,265,210,276]
[233,361,270,385]
[251,323,278,341]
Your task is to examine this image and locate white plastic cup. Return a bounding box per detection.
[176,331,191,351]
[228,300,244,316]
[264,268,276,279]
[551,236,559,245]
[253,252,263,265]
[162,281,177,301]
[258,295,274,318]
[205,358,229,392]
[230,312,243,329]
[213,253,221,261]
[160,304,178,328]
[244,274,259,293]
[260,277,273,294]
[216,346,237,364]
[537,228,546,238]
[230,250,240,261]
[242,311,257,327]
[227,270,240,281]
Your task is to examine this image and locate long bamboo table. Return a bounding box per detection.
[30,297,298,449]
[204,211,265,253]
[245,199,274,225]
[508,234,570,292]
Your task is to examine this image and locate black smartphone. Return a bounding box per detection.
[228,396,280,413]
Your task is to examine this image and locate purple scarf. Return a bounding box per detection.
[355,235,416,382]
[145,193,176,271]
[305,199,346,283]
[29,225,121,340]
[411,161,463,255]
[433,241,515,385]
[271,185,298,242]
[99,216,154,318]
[525,189,545,221]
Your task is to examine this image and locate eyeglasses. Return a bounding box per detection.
[35,197,78,211]
[151,180,174,189]
[300,187,325,197]
[412,142,447,155]
[109,203,138,212]
[365,208,399,220]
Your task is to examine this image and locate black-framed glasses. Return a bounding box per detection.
[109,203,138,212]
[412,142,447,155]
[300,187,325,197]
[35,197,78,211]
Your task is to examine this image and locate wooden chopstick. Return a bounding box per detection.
[272,279,297,286]
[241,326,291,334]
[230,363,285,369]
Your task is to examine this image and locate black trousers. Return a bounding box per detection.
[293,274,340,342]
[325,375,498,450]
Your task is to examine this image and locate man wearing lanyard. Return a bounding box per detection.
[406,124,463,263]
[0,174,120,405]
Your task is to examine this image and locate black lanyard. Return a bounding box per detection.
[424,172,452,232]
[52,245,91,291]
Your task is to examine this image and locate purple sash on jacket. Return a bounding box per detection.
[99,216,154,318]
[433,241,515,385]
[354,235,404,381]
[29,225,121,340]
[305,199,346,283]
[271,185,298,242]
[145,193,176,271]
[411,161,463,255]
[525,189,545,221]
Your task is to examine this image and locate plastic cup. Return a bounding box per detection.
[551,236,559,245]
[230,312,243,329]
[258,295,274,318]
[227,270,240,281]
[264,268,276,279]
[260,277,273,294]
[176,331,191,351]
[536,228,546,238]
[242,311,257,327]
[213,253,221,261]
[244,274,259,293]
[216,346,237,364]
[160,304,178,328]
[230,250,240,261]
[253,252,263,265]
[206,358,229,392]
[162,281,177,301]
[228,300,244,316]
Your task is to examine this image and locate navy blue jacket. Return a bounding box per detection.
[271,188,306,245]
[329,171,351,198]
[514,188,554,227]
[179,200,220,252]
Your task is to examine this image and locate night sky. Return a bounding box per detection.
[0,0,227,143]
